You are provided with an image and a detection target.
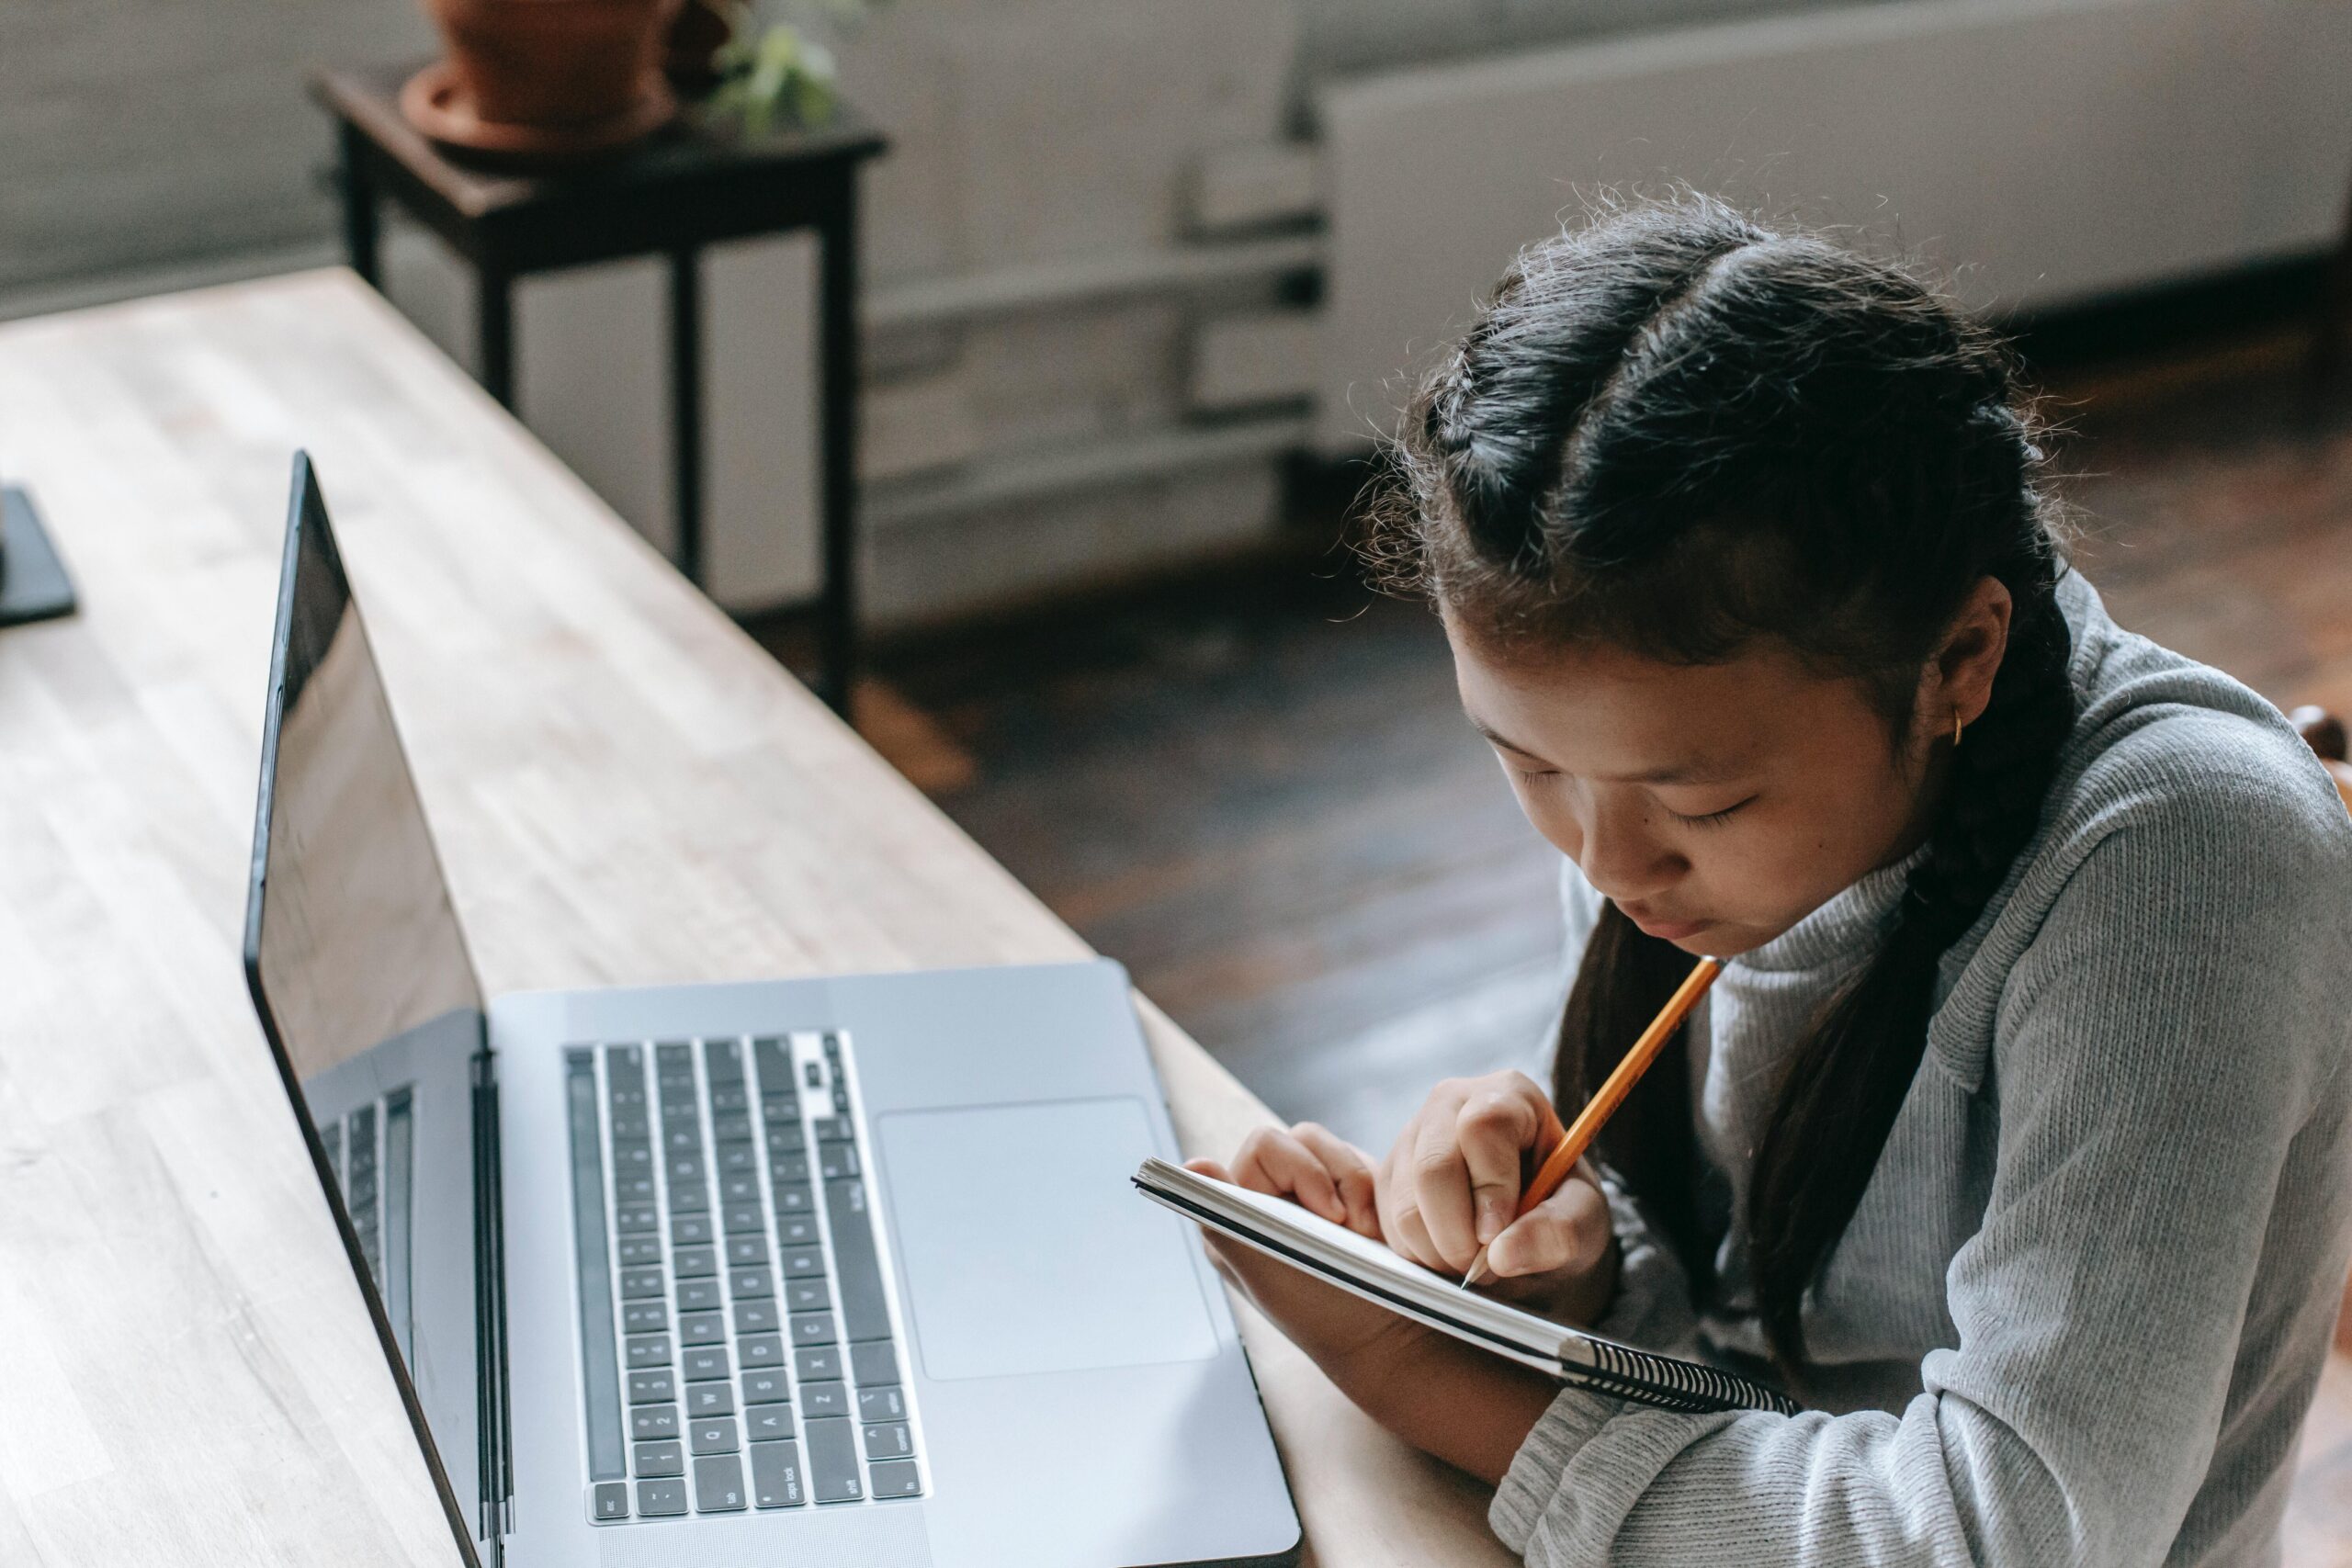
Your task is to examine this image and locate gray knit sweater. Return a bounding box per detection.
[1493,573,2352,1567]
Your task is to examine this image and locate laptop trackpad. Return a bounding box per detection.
[876,1099,1219,1381]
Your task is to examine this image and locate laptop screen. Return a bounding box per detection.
[243,455,496,1561]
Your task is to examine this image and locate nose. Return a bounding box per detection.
[1577,792,1686,905]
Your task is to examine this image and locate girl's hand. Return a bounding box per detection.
[1376,1071,1620,1323]
[1186,1123,1426,1374]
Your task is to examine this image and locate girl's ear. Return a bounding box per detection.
[1931,576,2014,734]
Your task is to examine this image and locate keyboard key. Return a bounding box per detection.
[637,1477,687,1517]
[679,1312,726,1348]
[740,1334,787,1370]
[779,1247,825,1279]
[769,1153,811,1183]
[689,1416,740,1455]
[831,1085,850,1114]
[634,1440,684,1477]
[869,1460,922,1499]
[800,1380,848,1417]
[677,1279,721,1313]
[617,1235,662,1267]
[656,1043,693,1072]
[681,1347,731,1382]
[667,1154,707,1186]
[734,1299,781,1335]
[710,1084,750,1112]
[663,1124,702,1154]
[821,1033,842,1061]
[619,1267,665,1300]
[726,1236,770,1268]
[622,1301,668,1334]
[819,1144,860,1181]
[805,1418,863,1502]
[862,1422,913,1461]
[791,1313,836,1347]
[776,1213,820,1247]
[612,1142,653,1174]
[858,1385,906,1421]
[851,1340,900,1388]
[672,1213,715,1246]
[609,1110,649,1140]
[616,1172,656,1204]
[754,1037,793,1080]
[616,1202,658,1234]
[592,1481,630,1520]
[673,1247,718,1279]
[686,1382,735,1416]
[669,1183,710,1214]
[786,1278,830,1314]
[743,1403,794,1442]
[825,1179,892,1342]
[812,1116,854,1145]
[765,1122,807,1156]
[627,1369,675,1404]
[713,1112,752,1144]
[717,1173,758,1205]
[630,1404,679,1441]
[750,1438,807,1507]
[695,1452,749,1515]
[718,1144,758,1174]
[795,1347,842,1382]
[743,1368,790,1404]
[804,1061,825,1091]
[624,1335,673,1370]
[723,1203,764,1235]
[729,1269,774,1299]
[770,1183,814,1216]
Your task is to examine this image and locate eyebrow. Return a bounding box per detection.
[1466,716,1737,785]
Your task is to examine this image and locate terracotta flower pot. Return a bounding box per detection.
[423,0,684,128]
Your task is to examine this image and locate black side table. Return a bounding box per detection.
[313,67,887,715]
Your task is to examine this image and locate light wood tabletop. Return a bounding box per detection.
[0,270,1509,1567]
[0,270,2343,1568]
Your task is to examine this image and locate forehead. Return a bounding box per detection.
[1448,624,1882,780]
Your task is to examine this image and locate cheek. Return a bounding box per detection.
[1506,773,1584,861]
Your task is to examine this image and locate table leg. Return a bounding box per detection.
[478,271,516,412]
[817,174,862,718]
[337,123,380,287]
[669,248,706,588]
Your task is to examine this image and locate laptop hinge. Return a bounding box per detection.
[470,1048,513,1566]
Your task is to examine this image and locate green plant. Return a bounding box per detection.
[706,0,888,134]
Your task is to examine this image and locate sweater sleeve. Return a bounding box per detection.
[1493,772,2352,1567]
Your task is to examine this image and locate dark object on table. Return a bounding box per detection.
[664,0,734,93]
[0,485,76,627]
[312,65,884,716]
[405,0,682,164]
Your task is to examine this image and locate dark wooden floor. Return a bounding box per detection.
[852,327,2352,1155]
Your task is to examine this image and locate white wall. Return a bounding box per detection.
[1315,0,2352,453]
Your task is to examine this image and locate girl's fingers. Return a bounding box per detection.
[1409,1110,1479,1269]
[1292,1122,1382,1238]
[1231,1127,1347,1225]
[1486,1176,1611,1280]
[1453,1078,1547,1245]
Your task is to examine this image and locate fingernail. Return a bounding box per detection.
[1476,1198,1507,1244]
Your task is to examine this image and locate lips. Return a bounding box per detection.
[1619,904,1709,942]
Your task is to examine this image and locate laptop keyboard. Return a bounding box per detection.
[321,1085,417,1365]
[564,1032,924,1525]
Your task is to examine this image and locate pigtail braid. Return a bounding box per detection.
[1747,558,2075,1367]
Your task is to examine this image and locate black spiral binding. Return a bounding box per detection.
[1570,1339,1798,1416]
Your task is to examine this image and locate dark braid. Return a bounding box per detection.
[1364,194,2079,1373]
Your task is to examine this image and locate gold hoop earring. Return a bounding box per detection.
[1952,712,1965,748]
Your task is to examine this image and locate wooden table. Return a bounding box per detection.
[0,271,2341,1568]
[314,67,887,715]
[0,271,1508,1567]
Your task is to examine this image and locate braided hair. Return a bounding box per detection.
[1365,195,2077,1371]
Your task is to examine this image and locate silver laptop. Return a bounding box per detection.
[243,454,1302,1568]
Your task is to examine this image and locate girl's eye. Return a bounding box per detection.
[1668,797,1755,828]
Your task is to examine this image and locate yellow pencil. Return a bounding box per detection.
[1460,954,1724,1290]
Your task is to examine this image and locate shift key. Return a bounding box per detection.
[823,1179,891,1341]
[804,1417,864,1502]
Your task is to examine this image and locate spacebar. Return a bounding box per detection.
[823,1179,891,1341]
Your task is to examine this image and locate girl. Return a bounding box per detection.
[1189,197,2352,1564]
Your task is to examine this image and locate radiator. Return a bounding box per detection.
[1315,0,2352,454]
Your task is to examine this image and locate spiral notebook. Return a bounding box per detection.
[1134,1156,1798,1417]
